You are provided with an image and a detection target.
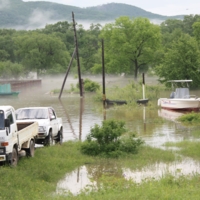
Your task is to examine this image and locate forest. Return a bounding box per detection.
[1,14,200,87]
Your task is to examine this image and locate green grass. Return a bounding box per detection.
[165,140,200,160]
[94,81,166,104]
[0,141,94,200]
[120,145,178,170]
[177,112,200,126]
[0,142,181,199]
[55,174,200,200]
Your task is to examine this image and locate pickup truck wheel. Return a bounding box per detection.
[10,148,18,166]
[56,128,63,145]
[27,140,35,157]
[44,131,53,146]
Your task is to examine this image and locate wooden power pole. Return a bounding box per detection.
[72,12,83,97]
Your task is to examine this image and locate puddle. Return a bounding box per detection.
[123,158,200,183]
[56,158,200,195]
[56,166,97,195]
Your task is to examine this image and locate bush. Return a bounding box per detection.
[77,78,100,92]
[81,119,144,158]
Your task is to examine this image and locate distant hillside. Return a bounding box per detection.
[0,0,184,29]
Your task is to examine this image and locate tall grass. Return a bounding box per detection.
[95,81,167,104]
[165,140,200,160]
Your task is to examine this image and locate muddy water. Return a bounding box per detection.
[2,76,200,195]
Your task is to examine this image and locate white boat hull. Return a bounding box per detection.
[158,98,200,111]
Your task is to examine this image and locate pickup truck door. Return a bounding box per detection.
[6,110,17,135]
[5,110,18,148]
[48,108,59,136]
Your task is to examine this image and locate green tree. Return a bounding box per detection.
[0,30,16,62]
[79,23,102,73]
[160,19,183,34]
[100,17,161,79]
[155,34,200,87]
[14,32,70,74]
[193,22,200,45]
[182,14,200,36]
[0,61,25,79]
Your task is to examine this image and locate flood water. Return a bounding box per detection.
[2,75,200,195]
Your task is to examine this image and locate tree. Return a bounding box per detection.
[182,14,200,36]
[0,33,16,62]
[0,61,25,79]
[155,33,200,87]
[78,23,102,73]
[193,22,200,45]
[160,19,183,34]
[14,32,70,74]
[100,16,161,79]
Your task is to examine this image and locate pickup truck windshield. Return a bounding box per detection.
[0,110,5,130]
[16,109,48,120]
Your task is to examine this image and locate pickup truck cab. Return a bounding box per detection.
[16,107,63,146]
[0,106,38,166]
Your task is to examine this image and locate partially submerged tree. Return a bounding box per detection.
[100,16,161,79]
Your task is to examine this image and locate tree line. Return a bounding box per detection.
[0,14,200,87]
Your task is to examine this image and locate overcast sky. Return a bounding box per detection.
[22,0,200,16]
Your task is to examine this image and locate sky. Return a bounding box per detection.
[22,0,200,16]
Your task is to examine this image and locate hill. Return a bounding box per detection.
[0,0,184,29]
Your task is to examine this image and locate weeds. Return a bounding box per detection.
[177,112,200,125]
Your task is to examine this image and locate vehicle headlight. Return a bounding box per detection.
[38,126,46,133]
[0,147,5,154]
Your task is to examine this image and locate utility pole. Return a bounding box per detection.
[72,12,83,97]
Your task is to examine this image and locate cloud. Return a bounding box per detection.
[24,8,65,29]
[0,0,10,10]
[28,9,55,27]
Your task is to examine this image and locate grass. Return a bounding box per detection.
[0,141,94,200]
[177,112,200,126]
[120,145,178,170]
[0,141,180,200]
[165,140,200,160]
[94,81,166,104]
[56,174,200,200]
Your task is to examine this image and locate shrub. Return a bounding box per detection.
[81,119,144,158]
[77,78,100,92]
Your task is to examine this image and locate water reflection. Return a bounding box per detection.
[123,157,200,182]
[56,166,97,195]
[56,157,200,195]
[158,109,184,122]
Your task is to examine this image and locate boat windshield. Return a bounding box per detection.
[16,109,48,120]
[174,88,190,98]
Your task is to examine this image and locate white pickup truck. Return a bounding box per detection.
[0,106,38,166]
[16,107,63,146]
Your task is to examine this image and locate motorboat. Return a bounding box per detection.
[157,80,200,111]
